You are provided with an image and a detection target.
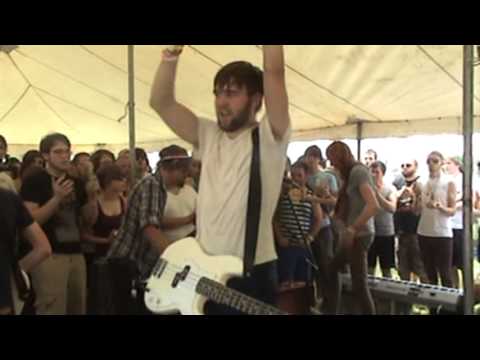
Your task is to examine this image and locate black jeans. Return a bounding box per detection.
[203,260,278,315]
[418,235,453,288]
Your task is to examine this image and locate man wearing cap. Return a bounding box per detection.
[158,145,197,243]
[150,45,290,314]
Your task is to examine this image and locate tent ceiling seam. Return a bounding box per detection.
[14,48,160,121]
[253,45,383,121]
[0,84,31,123]
[33,87,166,135]
[15,49,126,104]
[5,53,76,131]
[32,88,76,131]
[417,45,480,103]
[79,45,152,87]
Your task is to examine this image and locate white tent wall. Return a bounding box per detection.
[1,45,479,157]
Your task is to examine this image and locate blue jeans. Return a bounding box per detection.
[277,246,313,284]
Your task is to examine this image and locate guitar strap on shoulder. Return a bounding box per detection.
[243,126,262,278]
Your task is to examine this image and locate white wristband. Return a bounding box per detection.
[162,54,180,63]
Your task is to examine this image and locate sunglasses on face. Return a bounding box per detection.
[427,158,441,165]
[401,163,413,169]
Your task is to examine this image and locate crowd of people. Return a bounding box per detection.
[278,146,480,314]
[2,45,480,316]
[0,133,200,315]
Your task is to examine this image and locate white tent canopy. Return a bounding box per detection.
[1,45,479,156]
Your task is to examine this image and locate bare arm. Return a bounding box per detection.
[377,189,397,213]
[413,183,423,215]
[474,191,480,217]
[263,45,290,141]
[315,192,338,207]
[350,183,380,232]
[81,178,99,228]
[24,198,61,225]
[81,230,111,245]
[150,47,199,147]
[143,225,171,255]
[23,175,73,225]
[18,222,52,273]
[308,202,323,238]
[435,182,457,217]
[81,199,98,229]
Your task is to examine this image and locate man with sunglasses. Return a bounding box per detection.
[393,159,429,285]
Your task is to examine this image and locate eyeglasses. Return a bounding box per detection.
[401,163,413,169]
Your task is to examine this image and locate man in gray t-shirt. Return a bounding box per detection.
[367,161,397,278]
[303,146,338,303]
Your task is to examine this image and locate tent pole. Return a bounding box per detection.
[128,45,137,183]
[462,45,474,315]
[357,121,363,161]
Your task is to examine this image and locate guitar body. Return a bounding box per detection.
[145,237,244,315]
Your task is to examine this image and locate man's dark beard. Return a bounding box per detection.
[217,100,252,133]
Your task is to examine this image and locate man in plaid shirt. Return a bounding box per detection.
[107,164,169,279]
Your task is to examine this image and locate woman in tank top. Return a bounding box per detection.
[83,164,127,258]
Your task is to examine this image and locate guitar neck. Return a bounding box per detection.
[196,277,286,315]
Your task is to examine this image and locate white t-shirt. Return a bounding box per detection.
[163,185,197,242]
[196,116,291,265]
[417,174,454,238]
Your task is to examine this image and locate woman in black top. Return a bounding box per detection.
[83,164,127,258]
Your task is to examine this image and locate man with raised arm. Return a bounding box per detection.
[150,45,291,314]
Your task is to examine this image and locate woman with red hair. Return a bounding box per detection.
[324,141,380,315]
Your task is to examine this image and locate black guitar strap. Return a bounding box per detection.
[243,126,262,278]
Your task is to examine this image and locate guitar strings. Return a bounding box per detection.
[149,263,281,313]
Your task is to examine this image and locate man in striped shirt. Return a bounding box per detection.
[273,162,323,288]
